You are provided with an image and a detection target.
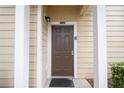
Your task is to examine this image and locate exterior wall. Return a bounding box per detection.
[0,5,15,87]
[0,6,44,87]
[29,5,49,88]
[76,7,93,78]
[29,5,37,88]
[48,5,124,79]
[47,6,94,78]
[42,6,49,87]
[0,5,38,88]
[0,5,124,87]
[78,5,124,78]
[107,5,124,77]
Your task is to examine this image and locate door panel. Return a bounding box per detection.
[52,25,74,76]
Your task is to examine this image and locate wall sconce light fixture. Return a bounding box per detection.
[45,16,51,22]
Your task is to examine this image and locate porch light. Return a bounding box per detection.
[45,16,51,22]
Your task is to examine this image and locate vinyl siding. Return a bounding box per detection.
[0,5,15,87]
[107,5,124,77]
[77,7,93,78]
[29,5,37,88]
[29,6,49,87]
[0,5,124,87]
[0,5,38,88]
[48,5,124,79]
[42,6,49,87]
[77,5,124,78]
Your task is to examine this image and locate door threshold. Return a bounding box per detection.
[52,76,74,79]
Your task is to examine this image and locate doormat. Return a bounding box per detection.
[49,78,74,87]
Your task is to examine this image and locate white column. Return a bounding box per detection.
[93,5,107,88]
[14,5,30,88]
[37,5,43,87]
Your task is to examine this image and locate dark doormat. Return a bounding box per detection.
[49,78,75,87]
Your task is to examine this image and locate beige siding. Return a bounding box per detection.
[29,5,37,88]
[26,6,49,87]
[29,6,49,87]
[77,5,124,78]
[77,8,93,78]
[0,5,38,88]
[0,5,124,87]
[0,5,49,87]
[42,6,49,87]
[107,5,124,77]
[47,5,124,79]
[0,6,15,87]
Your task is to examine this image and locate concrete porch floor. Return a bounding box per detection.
[44,78,92,88]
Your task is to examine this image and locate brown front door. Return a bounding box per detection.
[52,25,74,76]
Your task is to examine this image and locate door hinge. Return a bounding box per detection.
[71,50,74,55]
[74,36,77,40]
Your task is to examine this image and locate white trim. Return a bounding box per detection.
[74,23,77,78]
[93,5,107,88]
[48,22,77,78]
[36,5,43,88]
[14,5,30,88]
[48,24,52,79]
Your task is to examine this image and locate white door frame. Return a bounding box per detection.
[48,22,77,78]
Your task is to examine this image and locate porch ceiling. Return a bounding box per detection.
[46,5,90,14]
[45,5,90,22]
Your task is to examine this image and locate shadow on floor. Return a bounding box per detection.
[86,78,113,88]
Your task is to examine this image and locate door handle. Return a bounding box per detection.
[71,50,74,55]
